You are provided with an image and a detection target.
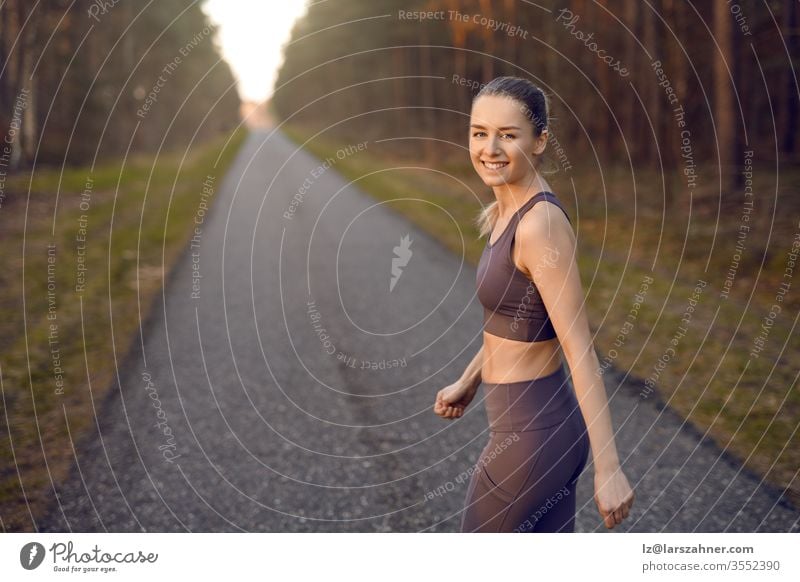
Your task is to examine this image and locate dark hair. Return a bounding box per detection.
[473,76,549,137]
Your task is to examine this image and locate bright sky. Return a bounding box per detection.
[202,0,309,103]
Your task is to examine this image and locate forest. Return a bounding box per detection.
[274,0,798,208]
[0,0,240,170]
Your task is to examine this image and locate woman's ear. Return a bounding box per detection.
[532,129,548,156]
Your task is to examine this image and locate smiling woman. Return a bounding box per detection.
[433,76,635,533]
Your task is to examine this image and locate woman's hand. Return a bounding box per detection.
[433,382,478,420]
[593,466,635,529]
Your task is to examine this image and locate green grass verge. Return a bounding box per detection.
[0,127,248,531]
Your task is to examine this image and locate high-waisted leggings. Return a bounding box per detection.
[460,365,590,532]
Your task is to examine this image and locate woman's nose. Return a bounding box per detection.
[485,137,502,155]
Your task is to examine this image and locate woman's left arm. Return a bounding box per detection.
[516,206,634,528]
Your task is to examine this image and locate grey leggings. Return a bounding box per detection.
[460,366,590,532]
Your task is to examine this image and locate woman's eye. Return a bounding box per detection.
[470,131,514,139]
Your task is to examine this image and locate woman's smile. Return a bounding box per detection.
[482,160,509,170]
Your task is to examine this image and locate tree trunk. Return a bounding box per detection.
[19,3,43,164]
[643,0,661,170]
[445,0,469,118]
[592,0,612,161]
[479,0,494,81]
[503,0,517,69]
[713,0,736,196]
[780,0,798,155]
[9,0,33,169]
[545,5,558,87]
[662,0,687,204]
[419,26,435,162]
[623,1,638,165]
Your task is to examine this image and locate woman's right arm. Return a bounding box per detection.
[433,345,484,419]
[458,345,483,393]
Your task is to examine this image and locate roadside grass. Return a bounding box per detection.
[0,127,248,531]
[282,122,800,508]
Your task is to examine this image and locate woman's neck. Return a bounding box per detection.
[492,172,550,216]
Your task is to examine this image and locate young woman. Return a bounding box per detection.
[433,76,634,532]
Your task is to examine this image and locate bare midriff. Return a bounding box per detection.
[481,332,562,384]
[480,221,563,384]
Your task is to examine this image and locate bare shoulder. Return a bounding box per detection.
[517,199,573,244]
[513,200,574,278]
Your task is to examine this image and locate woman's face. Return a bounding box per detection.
[469,94,547,188]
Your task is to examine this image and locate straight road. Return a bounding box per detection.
[39,129,799,532]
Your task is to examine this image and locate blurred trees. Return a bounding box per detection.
[714,0,735,195]
[0,0,240,170]
[273,0,799,203]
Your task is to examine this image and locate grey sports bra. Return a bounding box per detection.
[475,191,571,342]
